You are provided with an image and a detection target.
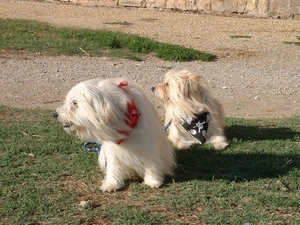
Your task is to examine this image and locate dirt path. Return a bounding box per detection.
[0,0,299,118]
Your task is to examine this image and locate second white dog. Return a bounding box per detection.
[152,69,228,150]
[54,78,176,192]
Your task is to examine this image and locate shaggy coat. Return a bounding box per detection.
[55,78,176,191]
[152,69,228,150]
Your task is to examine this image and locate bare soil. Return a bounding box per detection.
[0,0,299,118]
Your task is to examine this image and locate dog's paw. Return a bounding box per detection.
[100,182,123,192]
[176,140,195,150]
[144,177,163,188]
[213,142,228,150]
[210,136,228,150]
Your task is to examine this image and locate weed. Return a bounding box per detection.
[230,35,252,39]
[284,36,300,46]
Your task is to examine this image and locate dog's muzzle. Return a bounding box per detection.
[53,111,73,128]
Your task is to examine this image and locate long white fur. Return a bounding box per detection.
[152,69,228,150]
[55,78,176,192]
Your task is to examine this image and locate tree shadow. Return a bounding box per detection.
[172,125,300,183]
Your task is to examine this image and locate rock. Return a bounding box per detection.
[49,0,300,18]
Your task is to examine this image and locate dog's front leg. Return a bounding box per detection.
[98,145,125,192]
[98,147,107,171]
[167,124,181,146]
[144,168,164,188]
[168,124,191,149]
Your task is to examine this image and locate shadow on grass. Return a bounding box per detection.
[225,125,298,141]
[173,125,300,183]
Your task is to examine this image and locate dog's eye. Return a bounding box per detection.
[165,82,169,87]
[72,100,78,107]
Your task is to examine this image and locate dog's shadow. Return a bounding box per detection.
[172,125,300,183]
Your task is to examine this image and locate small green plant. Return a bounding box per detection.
[1,105,300,224]
[230,35,252,39]
[104,21,133,26]
[0,18,216,62]
[124,55,144,61]
[284,36,300,46]
[140,18,158,22]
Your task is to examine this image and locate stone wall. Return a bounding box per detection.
[47,0,300,18]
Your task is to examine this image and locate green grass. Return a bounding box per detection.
[0,18,216,62]
[284,36,300,46]
[103,21,134,26]
[1,105,300,224]
[230,35,252,39]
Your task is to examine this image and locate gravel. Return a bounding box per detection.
[0,0,299,118]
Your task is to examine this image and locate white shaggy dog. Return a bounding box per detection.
[152,69,228,150]
[54,78,176,192]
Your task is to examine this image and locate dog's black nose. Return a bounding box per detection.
[53,112,58,118]
[151,87,155,92]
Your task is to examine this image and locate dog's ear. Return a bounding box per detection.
[86,84,128,126]
[185,74,202,100]
[82,85,114,122]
